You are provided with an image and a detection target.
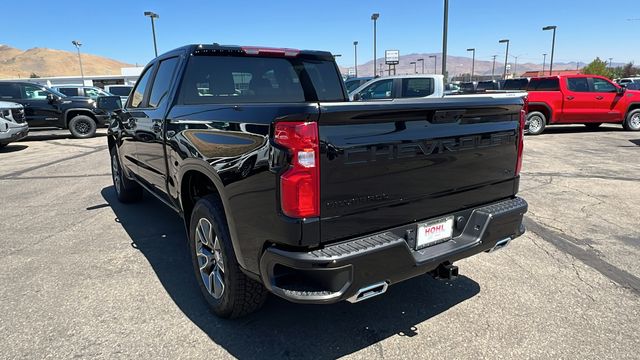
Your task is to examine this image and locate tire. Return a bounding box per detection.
[584,123,602,130]
[526,111,546,135]
[189,195,267,318]
[623,109,640,131]
[0,144,6,149]
[110,150,143,203]
[68,115,97,138]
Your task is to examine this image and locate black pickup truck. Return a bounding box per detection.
[108,44,528,318]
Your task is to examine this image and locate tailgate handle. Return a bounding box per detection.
[432,110,466,124]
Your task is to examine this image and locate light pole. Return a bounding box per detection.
[333,54,342,59]
[410,61,417,74]
[499,39,510,79]
[466,48,475,82]
[353,41,358,77]
[429,55,437,74]
[510,54,522,78]
[417,58,424,74]
[542,53,547,75]
[442,0,449,80]
[371,13,379,77]
[144,11,159,57]
[608,57,613,68]
[542,25,556,75]
[491,55,497,80]
[71,40,84,84]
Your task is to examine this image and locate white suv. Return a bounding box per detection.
[0,101,28,149]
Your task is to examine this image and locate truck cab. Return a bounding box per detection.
[525,74,640,134]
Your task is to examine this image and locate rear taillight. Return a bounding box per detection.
[274,122,320,218]
[515,101,527,176]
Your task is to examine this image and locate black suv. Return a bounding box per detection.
[0,81,113,138]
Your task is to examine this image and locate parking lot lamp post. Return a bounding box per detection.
[417,58,424,74]
[608,57,613,68]
[371,13,379,77]
[466,48,475,82]
[442,0,449,80]
[144,11,159,58]
[353,41,358,77]
[542,25,556,75]
[410,61,417,74]
[429,55,437,74]
[491,55,497,80]
[71,40,84,84]
[499,39,509,79]
[542,53,547,75]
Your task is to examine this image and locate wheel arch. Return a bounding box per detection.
[625,102,640,117]
[64,108,97,126]
[527,102,552,123]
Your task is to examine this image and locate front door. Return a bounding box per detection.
[588,77,626,122]
[19,84,62,127]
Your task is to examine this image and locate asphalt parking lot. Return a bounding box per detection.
[1,125,639,359]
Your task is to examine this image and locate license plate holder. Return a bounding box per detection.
[416,216,454,250]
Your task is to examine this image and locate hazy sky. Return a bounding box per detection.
[2,0,638,68]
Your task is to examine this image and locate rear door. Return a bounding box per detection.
[400,77,435,98]
[318,97,523,243]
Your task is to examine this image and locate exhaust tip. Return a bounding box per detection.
[487,237,512,253]
[346,281,388,303]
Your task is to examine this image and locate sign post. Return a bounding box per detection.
[385,50,399,76]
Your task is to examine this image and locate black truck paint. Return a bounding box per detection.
[108,44,528,318]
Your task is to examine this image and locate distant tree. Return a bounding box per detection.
[29,72,40,78]
[581,57,612,79]
[621,62,640,78]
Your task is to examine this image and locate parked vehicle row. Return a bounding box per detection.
[109,44,528,318]
[0,101,28,148]
[526,74,640,134]
[349,74,445,100]
[0,81,118,138]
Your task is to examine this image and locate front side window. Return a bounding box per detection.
[591,78,617,92]
[148,57,179,108]
[108,86,133,96]
[401,78,434,97]
[23,85,49,99]
[567,78,589,92]
[360,79,393,100]
[129,65,155,108]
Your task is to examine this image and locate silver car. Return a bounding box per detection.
[0,101,28,149]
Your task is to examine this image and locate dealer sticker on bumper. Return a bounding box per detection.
[416,216,454,249]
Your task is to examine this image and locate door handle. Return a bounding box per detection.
[595,96,604,100]
[566,96,574,100]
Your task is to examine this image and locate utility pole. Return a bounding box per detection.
[499,39,510,80]
[71,40,84,84]
[353,41,358,77]
[441,0,449,81]
[491,55,497,80]
[371,13,379,77]
[542,53,547,75]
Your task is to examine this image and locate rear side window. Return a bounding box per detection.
[401,78,434,97]
[148,57,179,108]
[527,78,560,91]
[129,65,155,108]
[476,81,499,91]
[503,79,529,90]
[58,88,78,97]
[0,83,21,99]
[567,78,589,92]
[109,86,132,96]
[178,55,344,104]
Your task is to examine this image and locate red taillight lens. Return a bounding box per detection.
[274,122,320,218]
[515,108,526,176]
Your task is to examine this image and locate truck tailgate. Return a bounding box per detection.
[318,97,524,243]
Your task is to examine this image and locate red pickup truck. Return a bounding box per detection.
[526,74,640,134]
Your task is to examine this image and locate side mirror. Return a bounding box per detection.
[46,93,56,103]
[352,93,362,101]
[617,87,625,95]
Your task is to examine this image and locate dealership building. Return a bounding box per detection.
[2,67,144,88]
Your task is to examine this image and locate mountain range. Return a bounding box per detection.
[0,45,133,79]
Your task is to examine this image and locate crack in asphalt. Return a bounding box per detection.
[523,216,640,296]
[0,146,108,179]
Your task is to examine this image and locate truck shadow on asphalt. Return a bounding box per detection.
[102,186,480,359]
[0,144,28,153]
[21,129,107,142]
[535,125,624,135]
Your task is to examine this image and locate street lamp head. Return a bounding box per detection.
[410,61,416,64]
[353,41,358,46]
[333,54,342,58]
[542,25,556,31]
[499,39,509,44]
[71,40,82,47]
[466,48,475,52]
[371,13,379,20]
[417,58,424,61]
[429,55,436,58]
[144,11,159,18]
